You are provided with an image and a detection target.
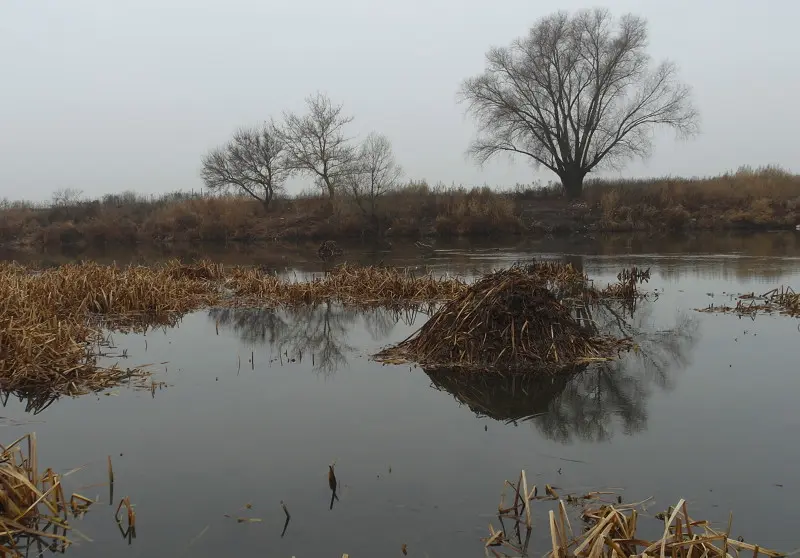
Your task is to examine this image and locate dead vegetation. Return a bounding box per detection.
[0,433,93,556]
[484,470,785,558]
[696,286,800,318]
[225,263,465,306]
[0,259,466,396]
[2,168,799,250]
[373,262,644,372]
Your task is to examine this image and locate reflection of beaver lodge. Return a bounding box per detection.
[425,367,580,423]
[374,262,636,373]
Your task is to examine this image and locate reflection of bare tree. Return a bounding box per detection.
[282,304,359,375]
[362,308,396,342]
[534,306,699,443]
[208,307,290,345]
[424,298,700,444]
[209,304,422,375]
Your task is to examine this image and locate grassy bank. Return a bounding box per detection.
[1,167,798,250]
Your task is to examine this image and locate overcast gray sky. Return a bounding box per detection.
[1,0,798,201]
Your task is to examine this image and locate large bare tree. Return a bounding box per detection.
[200,120,289,209]
[281,93,356,200]
[345,132,403,230]
[459,9,699,199]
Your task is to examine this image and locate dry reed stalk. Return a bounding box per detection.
[374,263,635,373]
[0,433,93,556]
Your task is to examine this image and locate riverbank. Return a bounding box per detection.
[1,167,798,250]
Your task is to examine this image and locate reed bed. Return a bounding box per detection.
[0,433,92,556]
[0,259,468,395]
[484,471,785,558]
[225,263,467,306]
[0,260,221,396]
[374,263,635,373]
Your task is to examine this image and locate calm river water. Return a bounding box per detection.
[2,232,799,557]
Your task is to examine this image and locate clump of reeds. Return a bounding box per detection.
[21,260,221,324]
[600,265,651,299]
[0,433,93,555]
[0,259,221,396]
[225,263,467,306]
[374,263,634,372]
[486,470,785,558]
[562,498,785,558]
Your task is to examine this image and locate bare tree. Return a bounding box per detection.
[345,132,403,231]
[459,9,699,199]
[51,188,84,207]
[281,93,356,200]
[200,120,289,209]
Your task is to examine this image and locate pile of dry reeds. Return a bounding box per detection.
[0,433,93,555]
[374,264,634,372]
[225,263,467,306]
[486,471,785,558]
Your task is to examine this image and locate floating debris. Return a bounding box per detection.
[696,286,800,318]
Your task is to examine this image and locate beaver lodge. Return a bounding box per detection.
[374,262,642,373]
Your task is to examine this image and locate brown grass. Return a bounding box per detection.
[0,433,93,555]
[4,167,797,250]
[583,165,800,232]
[373,262,638,372]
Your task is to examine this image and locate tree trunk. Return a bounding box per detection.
[560,169,585,200]
[324,176,335,199]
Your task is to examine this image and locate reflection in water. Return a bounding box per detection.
[424,298,700,444]
[209,304,423,375]
[0,388,60,415]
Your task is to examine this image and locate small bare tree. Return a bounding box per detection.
[459,8,699,199]
[200,120,289,209]
[51,188,84,207]
[281,93,356,200]
[345,132,403,230]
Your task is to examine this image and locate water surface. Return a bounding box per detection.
[2,234,799,557]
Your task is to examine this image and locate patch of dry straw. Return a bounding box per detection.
[0,433,93,556]
[225,263,466,306]
[374,262,637,372]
